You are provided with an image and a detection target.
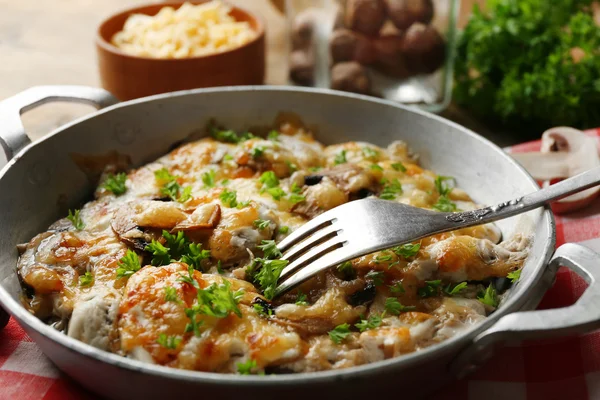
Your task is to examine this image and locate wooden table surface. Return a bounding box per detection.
[0,0,510,146]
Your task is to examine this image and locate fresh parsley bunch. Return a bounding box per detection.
[455,0,600,132]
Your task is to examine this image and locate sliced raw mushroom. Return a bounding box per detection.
[510,127,600,213]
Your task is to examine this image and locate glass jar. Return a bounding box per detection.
[284,0,459,112]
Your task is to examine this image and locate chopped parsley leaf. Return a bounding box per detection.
[102,172,127,195]
[251,146,265,159]
[389,282,405,294]
[116,250,141,279]
[254,219,271,230]
[418,280,442,298]
[384,297,416,315]
[295,291,309,306]
[268,130,280,141]
[237,359,257,375]
[266,187,286,201]
[259,171,279,188]
[211,128,241,143]
[163,231,190,260]
[328,323,351,344]
[253,303,273,318]
[223,154,234,161]
[194,280,244,318]
[216,260,225,275]
[156,334,181,350]
[67,209,85,230]
[202,169,216,188]
[380,179,403,200]
[220,189,238,208]
[392,243,421,258]
[178,265,200,289]
[154,168,191,202]
[337,261,356,279]
[432,196,458,212]
[178,186,192,203]
[145,240,171,266]
[221,179,230,186]
[334,150,347,165]
[507,269,522,283]
[285,160,298,172]
[288,193,306,204]
[258,240,282,259]
[252,258,288,300]
[444,282,468,296]
[164,286,181,303]
[355,314,382,332]
[370,164,383,171]
[478,284,499,308]
[278,226,290,234]
[434,176,455,196]
[181,243,211,270]
[362,147,379,160]
[391,162,407,172]
[365,270,385,286]
[375,253,393,263]
[79,271,93,286]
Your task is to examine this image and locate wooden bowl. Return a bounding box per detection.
[96,1,265,100]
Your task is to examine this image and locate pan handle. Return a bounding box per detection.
[0,85,119,162]
[451,243,600,378]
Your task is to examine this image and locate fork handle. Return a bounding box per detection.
[446,166,600,228]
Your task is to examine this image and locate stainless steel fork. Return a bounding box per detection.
[273,166,600,298]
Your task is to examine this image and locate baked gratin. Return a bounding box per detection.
[17,118,529,374]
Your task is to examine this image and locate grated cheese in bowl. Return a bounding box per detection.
[111,1,258,59]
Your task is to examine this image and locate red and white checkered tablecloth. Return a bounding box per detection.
[2,130,600,400]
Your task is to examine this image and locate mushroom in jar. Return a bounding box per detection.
[383,0,434,30]
[344,0,387,36]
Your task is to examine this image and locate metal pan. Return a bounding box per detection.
[0,86,599,399]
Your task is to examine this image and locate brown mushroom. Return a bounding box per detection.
[345,0,387,36]
[291,8,319,49]
[383,0,434,30]
[372,34,412,78]
[330,61,371,94]
[401,23,446,74]
[290,49,315,86]
[329,29,376,64]
[510,127,600,213]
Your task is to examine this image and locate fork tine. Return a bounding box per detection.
[278,236,344,281]
[281,224,340,263]
[275,248,347,297]
[277,212,335,252]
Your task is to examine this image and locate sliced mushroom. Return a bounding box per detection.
[510,127,600,213]
[173,203,221,231]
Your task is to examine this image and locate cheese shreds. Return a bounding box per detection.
[111,1,257,59]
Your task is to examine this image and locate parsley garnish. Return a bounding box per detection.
[432,196,458,212]
[163,231,190,260]
[211,127,255,144]
[444,282,468,296]
[253,303,273,318]
[389,282,405,294]
[67,209,85,230]
[202,169,216,188]
[478,283,499,308]
[362,147,379,160]
[355,314,382,332]
[156,334,181,349]
[365,270,385,286]
[392,243,421,258]
[79,271,93,286]
[188,280,244,323]
[285,160,298,172]
[370,164,383,171]
[278,226,289,234]
[164,286,181,303]
[391,162,407,172]
[237,359,257,375]
[178,265,200,289]
[375,253,393,263]
[258,171,279,188]
[116,250,141,279]
[418,280,442,298]
[253,259,288,300]
[434,176,455,196]
[384,297,416,315]
[328,323,351,344]
[220,189,238,208]
[145,240,171,266]
[251,146,265,159]
[223,154,234,161]
[102,172,127,195]
[181,243,211,270]
[268,130,280,141]
[257,240,282,259]
[295,291,309,306]
[254,219,271,230]
[380,178,403,200]
[216,260,225,275]
[337,261,356,279]
[507,269,522,283]
[154,168,191,202]
[334,150,347,165]
[266,187,286,201]
[288,193,306,204]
